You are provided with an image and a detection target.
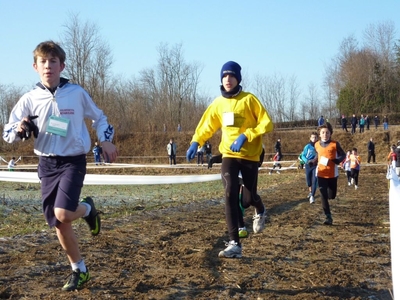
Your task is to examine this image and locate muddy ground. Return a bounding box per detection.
[0,164,393,299]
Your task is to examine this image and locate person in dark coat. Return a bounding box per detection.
[341,115,348,132]
[365,115,370,130]
[350,114,358,134]
[374,116,379,129]
[367,137,376,163]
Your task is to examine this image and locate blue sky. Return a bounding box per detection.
[0,1,399,99]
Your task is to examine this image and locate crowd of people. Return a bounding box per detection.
[1,39,397,293]
[340,114,389,133]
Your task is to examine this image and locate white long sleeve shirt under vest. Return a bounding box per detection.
[3,80,114,157]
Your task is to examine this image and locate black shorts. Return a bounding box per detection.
[38,155,86,227]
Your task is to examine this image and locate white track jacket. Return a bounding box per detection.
[3,80,114,157]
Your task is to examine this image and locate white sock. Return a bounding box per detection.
[71,259,87,273]
[81,202,91,218]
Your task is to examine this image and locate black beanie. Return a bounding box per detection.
[220,61,242,84]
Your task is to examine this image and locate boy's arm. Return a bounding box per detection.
[332,142,346,164]
[3,122,20,143]
[3,99,32,143]
[81,91,118,162]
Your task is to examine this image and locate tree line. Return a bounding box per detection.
[1,15,399,137]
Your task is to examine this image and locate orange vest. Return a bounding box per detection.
[350,154,361,169]
[314,140,339,178]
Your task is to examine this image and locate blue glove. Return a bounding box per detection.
[230,134,247,152]
[186,142,199,161]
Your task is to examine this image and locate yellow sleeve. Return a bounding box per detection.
[243,94,273,142]
[191,99,222,146]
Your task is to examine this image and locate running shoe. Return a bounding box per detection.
[218,241,242,258]
[62,269,90,291]
[323,215,333,225]
[253,209,267,233]
[238,227,248,238]
[81,197,101,236]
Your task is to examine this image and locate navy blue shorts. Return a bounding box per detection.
[38,155,86,227]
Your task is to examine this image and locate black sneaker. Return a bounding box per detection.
[81,197,101,236]
[323,216,333,225]
[62,269,90,291]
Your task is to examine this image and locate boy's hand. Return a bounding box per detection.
[17,115,39,141]
[230,134,247,152]
[186,142,199,162]
[307,158,317,167]
[101,141,118,163]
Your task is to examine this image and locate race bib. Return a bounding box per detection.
[223,112,234,126]
[46,115,70,137]
[319,156,329,166]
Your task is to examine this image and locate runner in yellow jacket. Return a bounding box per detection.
[186,61,273,258]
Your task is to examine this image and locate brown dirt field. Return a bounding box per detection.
[0,164,393,299]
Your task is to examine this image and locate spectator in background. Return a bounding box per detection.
[8,157,17,171]
[367,137,376,163]
[177,123,182,133]
[275,138,282,158]
[167,138,177,165]
[365,115,370,130]
[383,115,389,130]
[92,142,102,165]
[374,115,379,129]
[197,144,205,166]
[163,123,167,132]
[317,115,324,127]
[204,140,212,164]
[341,115,348,132]
[350,114,358,134]
[359,114,365,133]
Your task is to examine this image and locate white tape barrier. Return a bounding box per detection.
[0,171,221,185]
[388,166,400,299]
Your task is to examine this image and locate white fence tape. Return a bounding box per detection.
[0,171,221,185]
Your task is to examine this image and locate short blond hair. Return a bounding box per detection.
[33,40,66,64]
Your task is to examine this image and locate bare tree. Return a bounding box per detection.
[0,84,23,125]
[254,73,300,124]
[305,83,320,121]
[60,13,113,110]
[287,75,300,121]
[137,43,205,130]
[253,73,272,115]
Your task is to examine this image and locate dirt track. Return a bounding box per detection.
[0,165,393,299]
